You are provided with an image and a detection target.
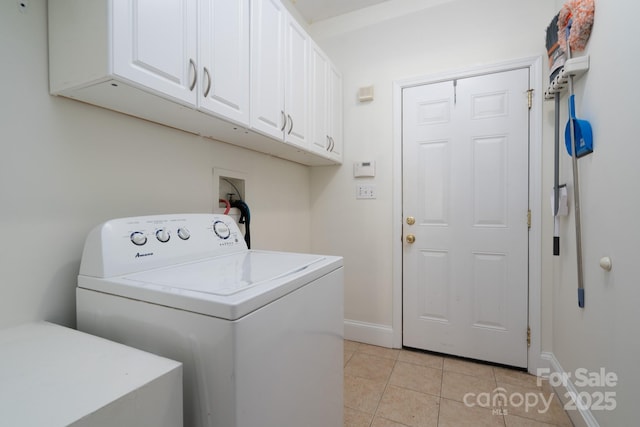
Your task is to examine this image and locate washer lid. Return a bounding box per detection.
[122,250,326,296]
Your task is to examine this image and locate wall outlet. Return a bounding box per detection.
[356,184,376,199]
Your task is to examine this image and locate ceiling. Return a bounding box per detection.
[288,0,390,23]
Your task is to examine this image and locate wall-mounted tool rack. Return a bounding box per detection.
[544,56,590,99]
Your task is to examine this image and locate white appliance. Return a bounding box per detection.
[76,214,343,427]
[0,321,182,427]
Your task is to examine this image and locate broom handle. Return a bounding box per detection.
[553,92,561,256]
[554,92,560,216]
[569,86,585,308]
[566,31,586,308]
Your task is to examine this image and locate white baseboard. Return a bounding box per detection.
[540,352,601,427]
[344,319,395,348]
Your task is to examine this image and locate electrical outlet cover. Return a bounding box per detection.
[356,184,376,199]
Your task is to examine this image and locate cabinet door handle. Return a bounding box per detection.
[281,111,287,132]
[329,136,335,152]
[203,67,211,98]
[326,135,331,151]
[189,59,197,91]
[287,114,293,135]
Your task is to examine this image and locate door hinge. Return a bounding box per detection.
[527,209,531,229]
[527,89,534,109]
[453,79,458,105]
[527,326,531,347]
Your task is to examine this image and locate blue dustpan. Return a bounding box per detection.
[565,94,593,158]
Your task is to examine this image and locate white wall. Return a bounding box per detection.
[310,0,556,344]
[550,0,640,425]
[0,0,311,330]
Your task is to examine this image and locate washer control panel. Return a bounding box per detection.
[80,214,247,278]
[124,216,242,248]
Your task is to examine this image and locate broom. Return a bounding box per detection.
[546,13,565,84]
[546,13,563,256]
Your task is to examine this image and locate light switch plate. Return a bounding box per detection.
[356,184,376,199]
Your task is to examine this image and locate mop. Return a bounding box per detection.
[558,0,595,54]
[557,0,595,308]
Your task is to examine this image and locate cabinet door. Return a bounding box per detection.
[327,63,343,161]
[250,0,286,140]
[283,16,309,148]
[112,0,197,106]
[199,0,250,126]
[309,43,330,155]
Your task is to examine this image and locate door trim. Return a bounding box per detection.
[391,56,543,374]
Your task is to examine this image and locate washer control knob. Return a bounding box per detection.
[156,228,171,243]
[213,220,231,239]
[130,231,147,246]
[177,227,190,240]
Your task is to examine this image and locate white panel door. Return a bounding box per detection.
[284,16,309,147]
[198,0,250,126]
[112,0,197,106]
[402,68,530,367]
[250,0,286,140]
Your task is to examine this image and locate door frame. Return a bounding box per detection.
[391,56,543,374]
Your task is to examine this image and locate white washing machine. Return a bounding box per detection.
[76,214,343,427]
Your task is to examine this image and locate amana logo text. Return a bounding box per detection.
[135,252,154,258]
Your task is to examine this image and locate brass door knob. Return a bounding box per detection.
[406,216,416,225]
[406,234,416,244]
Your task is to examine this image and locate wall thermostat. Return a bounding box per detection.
[354,161,375,178]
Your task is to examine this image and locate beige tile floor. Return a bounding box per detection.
[344,341,575,427]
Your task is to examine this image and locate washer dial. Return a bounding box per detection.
[156,228,170,243]
[177,227,190,240]
[213,220,231,239]
[130,231,147,246]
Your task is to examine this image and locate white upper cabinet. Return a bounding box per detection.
[112,0,197,106]
[309,42,343,162]
[198,0,250,126]
[250,0,286,140]
[250,0,309,148]
[327,63,343,162]
[49,0,341,166]
[283,16,310,147]
[309,43,330,154]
